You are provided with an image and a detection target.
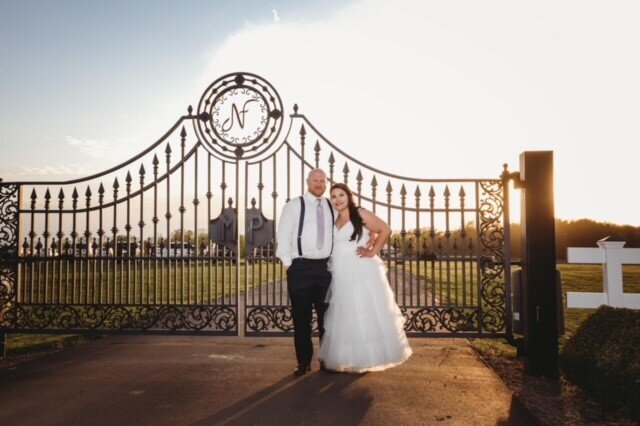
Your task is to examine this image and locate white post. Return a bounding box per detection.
[597,238,625,307]
[567,237,640,309]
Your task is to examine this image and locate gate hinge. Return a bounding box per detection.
[501,164,524,189]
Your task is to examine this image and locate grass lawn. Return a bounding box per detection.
[4,333,101,356]
[17,258,283,305]
[5,262,640,358]
[4,260,284,356]
[471,263,640,358]
[469,263,640,424]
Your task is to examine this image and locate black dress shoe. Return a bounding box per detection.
[293,364,311,376]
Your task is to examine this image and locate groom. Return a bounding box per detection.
[276,168,334,376]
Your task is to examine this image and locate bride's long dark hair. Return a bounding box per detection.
[330,183,363,242]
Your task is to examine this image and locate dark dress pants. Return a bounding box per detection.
[287,258,331,366]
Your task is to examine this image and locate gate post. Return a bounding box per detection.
[236,159,244,338]
[519,151,558,378]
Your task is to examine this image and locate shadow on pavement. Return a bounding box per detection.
[197,372,370,425]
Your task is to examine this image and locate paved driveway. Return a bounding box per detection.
[0,336,534,425]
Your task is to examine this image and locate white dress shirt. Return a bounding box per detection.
[276,192,335,267]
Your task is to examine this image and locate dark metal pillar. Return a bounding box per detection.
[519,151,558,377]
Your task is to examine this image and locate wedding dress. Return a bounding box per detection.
[318,222,412,373]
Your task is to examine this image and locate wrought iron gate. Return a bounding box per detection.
[0,72,511,338]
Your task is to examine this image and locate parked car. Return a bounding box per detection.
[155,242,196,258]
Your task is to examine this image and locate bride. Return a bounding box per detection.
[318,183,412,373]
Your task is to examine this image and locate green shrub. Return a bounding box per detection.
[560,306,640,420]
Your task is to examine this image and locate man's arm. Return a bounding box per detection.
[275,200,296,267]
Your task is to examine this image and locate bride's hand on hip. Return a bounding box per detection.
[356,246,378,258]
[365,232,377,249]
[355,209,391,258]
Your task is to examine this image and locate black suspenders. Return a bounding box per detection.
[327,198,335,255]
[297,196,335,257]
[296,196,306,257]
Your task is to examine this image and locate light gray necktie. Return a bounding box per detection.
[316,198,324,250]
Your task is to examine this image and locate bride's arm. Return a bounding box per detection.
[356,209,391,258]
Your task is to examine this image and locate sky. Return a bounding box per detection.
[1,0,639,226]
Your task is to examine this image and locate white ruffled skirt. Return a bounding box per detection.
[318,247,412,373]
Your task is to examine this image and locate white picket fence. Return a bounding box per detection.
[566,236,640,309]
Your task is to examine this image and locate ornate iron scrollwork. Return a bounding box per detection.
[0,184,19,263]
[0,73,514,340]
[402,307,480,334]
[195,72,284,160]
[0,184,19,328]
[478,180,506,333]
[246,307,318,334]
[8,304,237,333]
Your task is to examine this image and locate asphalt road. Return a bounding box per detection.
[0,335,535,425]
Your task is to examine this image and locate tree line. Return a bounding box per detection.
[389,219,640,260]
[516,218,640,260]
[115,218,639,260]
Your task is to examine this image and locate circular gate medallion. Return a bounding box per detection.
[195,73,283,160]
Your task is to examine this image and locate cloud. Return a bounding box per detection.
[200,0,533,174]
[271,7,280,23]
[197,0,640,225]
[65,136,111,158]
[0,163,95,179]
[65,136,135,159]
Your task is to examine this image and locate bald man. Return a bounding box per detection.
[276,168,334,376]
